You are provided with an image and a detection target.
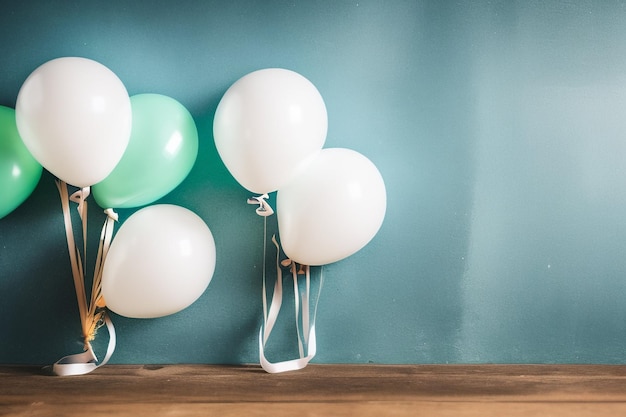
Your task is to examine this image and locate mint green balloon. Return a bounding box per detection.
[0,106,42,219]
[93,94,198,209]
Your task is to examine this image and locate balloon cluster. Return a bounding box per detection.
[2,59,385,372]
[214,68,386,266]
[214,68,386,372]
[10,57,216,321]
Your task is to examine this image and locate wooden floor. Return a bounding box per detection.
[2,364,626,416]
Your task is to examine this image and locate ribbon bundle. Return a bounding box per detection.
[249,195,324,373]
[52,180,116,376]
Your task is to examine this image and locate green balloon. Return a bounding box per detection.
[92,94,199,209]
[0,106,42,219]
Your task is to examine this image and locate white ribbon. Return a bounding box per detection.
[51,312,116,376]
[248,195,323,373]
[247,194,274,217]
[53,180,118,375]
[259,236,323,373]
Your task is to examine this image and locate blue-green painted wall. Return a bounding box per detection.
[2,0,626,365]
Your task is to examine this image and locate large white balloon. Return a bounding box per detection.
[213,68,327,194]
[16,57,132,188]
[277,148,386,266]
[102,204,216,319]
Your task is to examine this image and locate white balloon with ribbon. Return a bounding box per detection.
[254,149,385,373]
[15,57,132,375]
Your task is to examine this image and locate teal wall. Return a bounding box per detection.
[2,0,626,365]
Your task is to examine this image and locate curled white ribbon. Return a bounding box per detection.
[53,180,118,375]
[69,186,90,219]
[247,195,323,373]
[51,312,116,376]
[259,236,324,373]
[247,194,274,217]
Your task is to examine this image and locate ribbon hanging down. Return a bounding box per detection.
[53,180,117,376]
[248,195,324,373]
[259,236,324,373]
[51,312,116,376]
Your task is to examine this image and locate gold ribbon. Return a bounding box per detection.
[55,180,117,370]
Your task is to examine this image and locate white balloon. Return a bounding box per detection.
[277,148,386,266]
[213,68,327,194]
[16,57,132,188]
[102,204,216,319]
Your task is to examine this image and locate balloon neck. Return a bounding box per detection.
[280,258,308,275]
[247,194,274,217]
[83,308,107,348]
[104,208,119,221]
[68,185,91,221]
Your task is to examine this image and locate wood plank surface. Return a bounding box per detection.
[1,364,626,416]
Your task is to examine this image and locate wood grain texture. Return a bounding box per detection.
[2,364,626,416]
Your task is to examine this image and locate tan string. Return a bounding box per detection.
[55,180,116,349]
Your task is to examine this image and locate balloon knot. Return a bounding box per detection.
[247,194,274,217]
[104,208,119,221]
[280,258,307,275]
[68,186,90,221]
[83,310,106,348]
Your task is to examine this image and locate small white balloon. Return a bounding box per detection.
[16,57,132,188]
[102,204,216,319]
[277,148,386,266]
[213,68,327,194]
